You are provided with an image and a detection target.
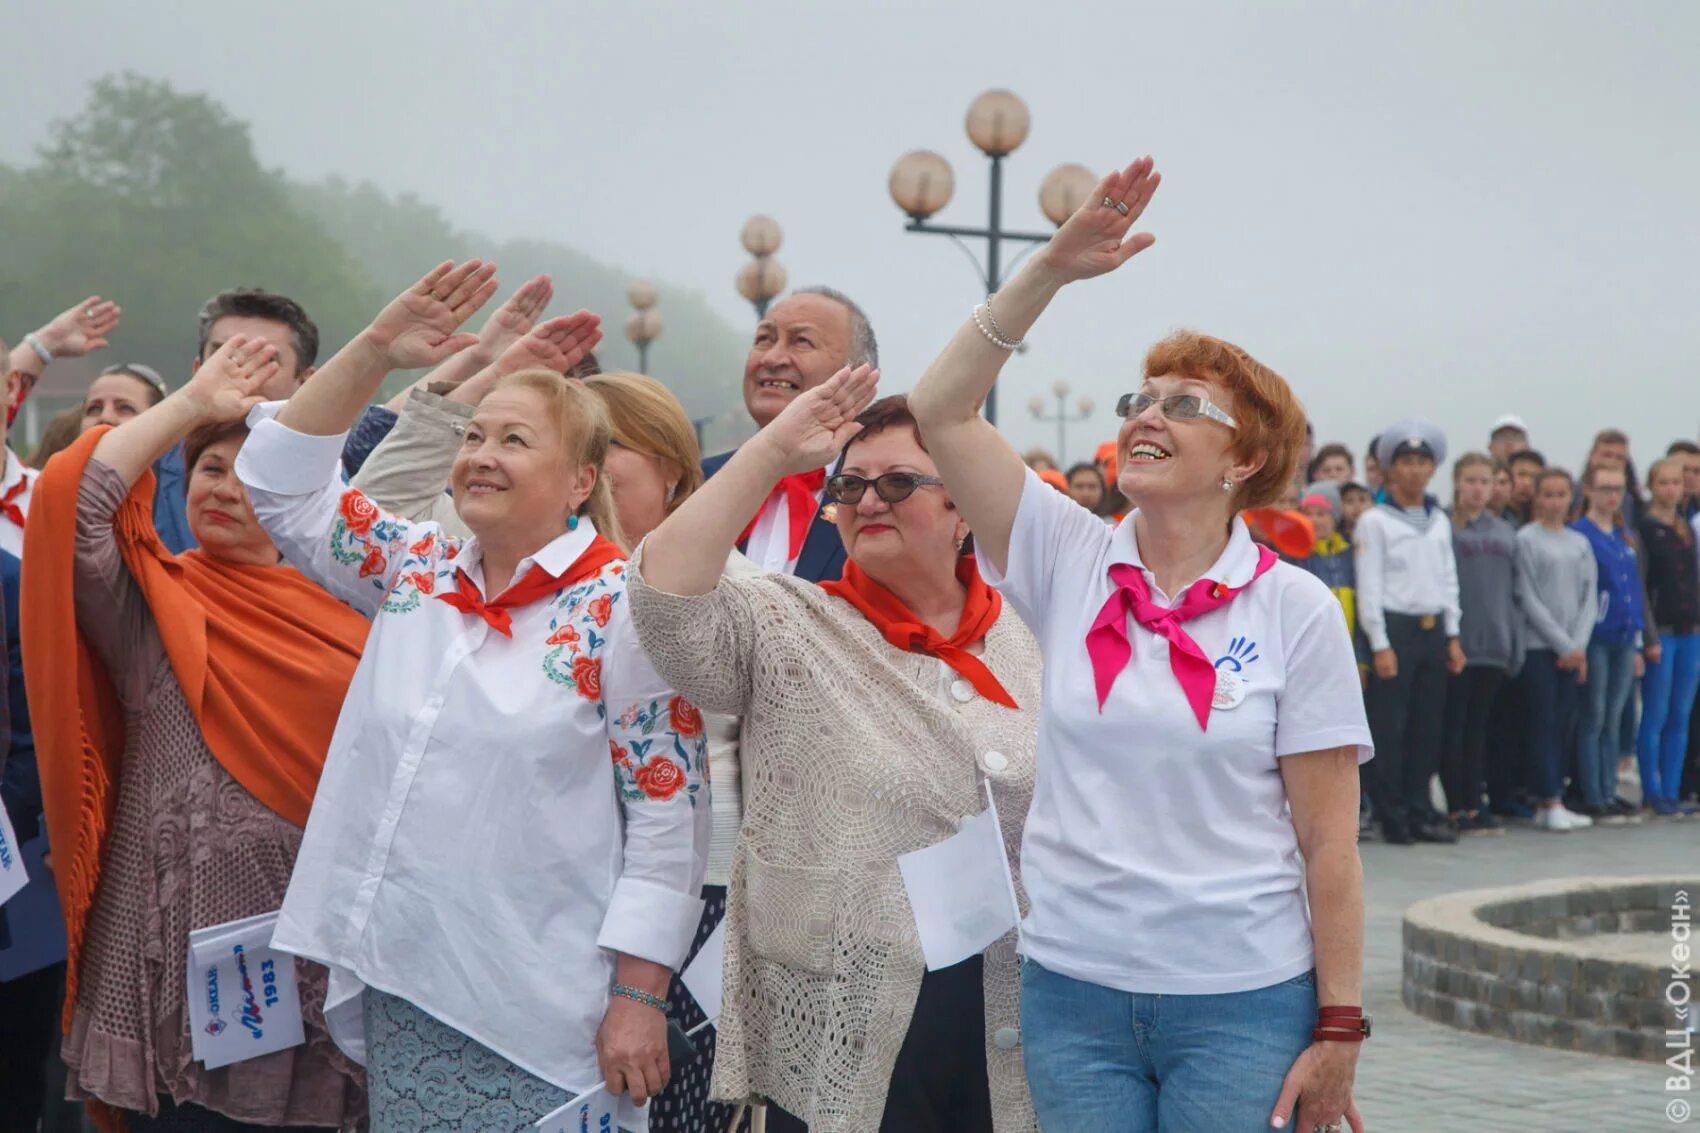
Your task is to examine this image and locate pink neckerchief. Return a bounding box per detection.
[1086,544,1278,730]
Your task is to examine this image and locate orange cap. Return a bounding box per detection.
[1038,468,1070,492]
[1242,508,1316,559]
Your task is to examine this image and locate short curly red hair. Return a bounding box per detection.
[1142,330,1306,510]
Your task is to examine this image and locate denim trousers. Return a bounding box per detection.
[1520,649,1582,802]
[1577,640,1639,806]
[1020,959,1316,1132]
[1639,633,1700,801]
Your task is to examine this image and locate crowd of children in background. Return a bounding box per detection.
[1025,416,1700,840]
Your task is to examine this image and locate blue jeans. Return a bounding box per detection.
[1020,959,1316,1132]
[1521,649,1582,802]
[1639,633,1700,801]
[1578,641,1639,807]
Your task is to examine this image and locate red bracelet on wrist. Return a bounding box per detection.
[1313,1005,1371,1042]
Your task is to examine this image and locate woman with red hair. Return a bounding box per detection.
[910,158,1371,1133]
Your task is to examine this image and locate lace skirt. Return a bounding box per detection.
[363,988,569,1132]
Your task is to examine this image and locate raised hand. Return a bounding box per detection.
[493,311,603,378]
[755,364,880,475]
[478,274,555,360]
[1034,156,1162,284]
[181,335,280,423]
[37,296,122,358]
[363,260,500,371]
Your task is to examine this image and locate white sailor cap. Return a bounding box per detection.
[1375,420,1447,469]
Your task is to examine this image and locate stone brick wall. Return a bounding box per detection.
[1402,877,1694,1063]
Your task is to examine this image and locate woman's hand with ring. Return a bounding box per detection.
[1269,1041,1363,1131]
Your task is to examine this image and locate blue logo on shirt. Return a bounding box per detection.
[1215,637,1260,671]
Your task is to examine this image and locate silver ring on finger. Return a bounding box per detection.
[1115,200,1131,216]
[1101,196,1116,209]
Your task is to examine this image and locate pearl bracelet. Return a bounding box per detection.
[971,303,1022,351]
[610,983,668,1013]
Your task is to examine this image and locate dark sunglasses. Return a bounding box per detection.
[1115,391,1237,429]
[825,472,946,504]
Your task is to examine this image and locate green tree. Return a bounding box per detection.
[0,73,384,385]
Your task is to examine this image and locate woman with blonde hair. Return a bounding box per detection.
[233,261,710,1129]
[350,312,740,1133]
[1441,452,1517,829]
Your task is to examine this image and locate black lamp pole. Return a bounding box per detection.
[900,156,1050,427]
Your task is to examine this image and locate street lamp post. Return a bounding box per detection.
[626,280,661,374]
[889,90,1096,426]
[737,216,788,320]
[1028,380,1095,465]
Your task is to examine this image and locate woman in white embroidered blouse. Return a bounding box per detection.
[629,374,1040,1133]
[909,160,1372,1133]
[231,262,710,1131]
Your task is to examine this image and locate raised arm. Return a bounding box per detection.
[443,311,605,408]
[378,273,556,412]
[274,260,500,438]
[639,364,879,595]
[909,158,1161,575]
[90,335,279,490]
[7,296,123,416]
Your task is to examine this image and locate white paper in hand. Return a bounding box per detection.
[534,1083,646,1133]
[185,911,306,1069]
[0,803,29,909]
[897,783,1021,971]
[680,920,725,1026]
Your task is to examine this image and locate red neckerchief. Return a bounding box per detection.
[436,534,623,637]
[821,555,1017,709]
[1,475,28,527]
[737,469,826,560]
[1086,544,1278,730]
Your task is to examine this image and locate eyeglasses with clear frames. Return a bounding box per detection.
[1115,391,1237,430]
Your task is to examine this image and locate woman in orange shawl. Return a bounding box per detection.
[20,336,369,1131]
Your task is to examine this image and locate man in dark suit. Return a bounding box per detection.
[702,286,877,583]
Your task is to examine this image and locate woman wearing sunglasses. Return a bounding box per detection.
[908,158,1372,1133]
[629,375,1040,1132]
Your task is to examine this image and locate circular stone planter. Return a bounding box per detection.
[1402,876,1696,1062]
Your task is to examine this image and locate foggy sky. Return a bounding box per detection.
[8,0,1699,475]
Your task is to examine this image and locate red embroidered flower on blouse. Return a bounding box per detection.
[668,696,703,738]
[339,490,379,537]
[358,546,388,579]
[635,758,684,800]
[588,594,615,628]
[572,655,601,700]
[547,624,581,647]
[410,533,436,556]
[407,571,436,595]
[610,739,629,766]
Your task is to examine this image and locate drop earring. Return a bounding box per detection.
[567,514,580,531]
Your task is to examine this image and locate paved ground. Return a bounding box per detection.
[1355,816,1697,1131]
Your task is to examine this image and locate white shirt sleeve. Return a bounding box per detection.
[595,601,710,969]
[236,410,443,618]
[1438,522,1463,638]
[1275,583,1375,763]
[1353,512,1390,652]
[977,465,1113,634]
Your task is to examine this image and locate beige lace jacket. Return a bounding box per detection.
[628,544,1040,1132]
